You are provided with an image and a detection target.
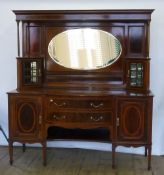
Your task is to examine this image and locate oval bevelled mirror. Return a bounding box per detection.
[48,28,122,70]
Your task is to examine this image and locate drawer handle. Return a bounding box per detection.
[90,116,103,122]
[90,102,103,108]
[50,99,66,107]
[53,114,66,120]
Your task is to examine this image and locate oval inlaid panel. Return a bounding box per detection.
[18,103,36,133]
[123,106,142,136]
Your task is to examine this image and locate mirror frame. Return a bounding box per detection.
[48,28,122,70]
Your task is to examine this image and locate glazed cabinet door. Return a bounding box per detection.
[116,98,148,142]
[8,95,43,142]
[126,59,150,92]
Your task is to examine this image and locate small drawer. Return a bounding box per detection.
[47,111,112,123]
[47,96,113,110]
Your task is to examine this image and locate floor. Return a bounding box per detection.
[0,146,163,175]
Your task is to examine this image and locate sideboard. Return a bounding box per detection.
[8,9,154,169]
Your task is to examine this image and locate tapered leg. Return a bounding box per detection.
[148,146,152,170]
[145,146,147,157]
[9,140,13,165]
[42,142,47,166]
[112,144,116,169]
[22,143,26,152]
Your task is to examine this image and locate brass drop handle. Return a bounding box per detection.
[53,114,66,120]
[90,102,104,108]
[50,99,66,107]
[90,116,103,122]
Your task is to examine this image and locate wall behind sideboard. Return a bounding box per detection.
[0,0,164,156]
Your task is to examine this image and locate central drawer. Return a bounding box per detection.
[47,111,112,124]
[47,96,113,110]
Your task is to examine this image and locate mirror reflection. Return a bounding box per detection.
[48,28,122,70]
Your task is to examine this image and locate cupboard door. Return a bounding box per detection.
[117,98,147,142]
[9,95,43,141]
[126,59,150,92]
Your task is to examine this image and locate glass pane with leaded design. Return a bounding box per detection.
[130,63,143,87]
[23,60,41,85]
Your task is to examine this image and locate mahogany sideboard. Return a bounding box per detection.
[8,9,154,169]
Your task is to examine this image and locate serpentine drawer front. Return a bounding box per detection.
[47,96,113,110]
[47,111,112,124]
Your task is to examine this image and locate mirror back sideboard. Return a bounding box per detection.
[8,10,154,169]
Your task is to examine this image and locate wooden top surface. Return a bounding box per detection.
[7,88,153,97]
